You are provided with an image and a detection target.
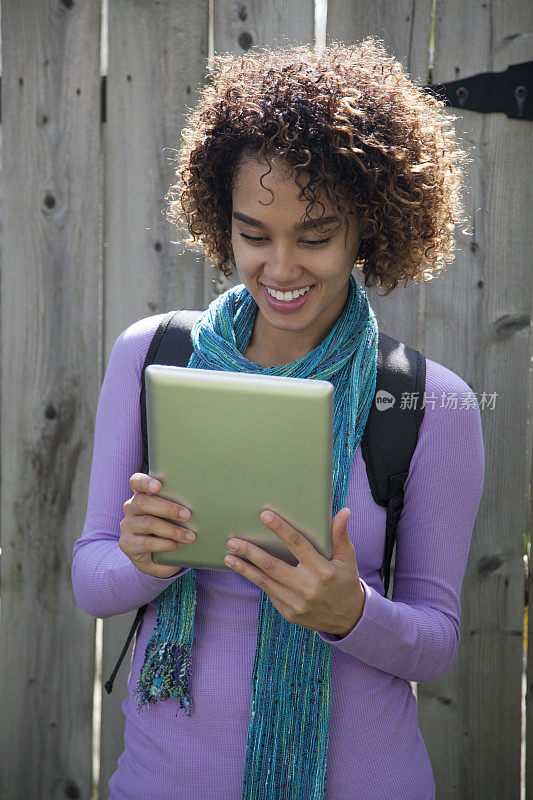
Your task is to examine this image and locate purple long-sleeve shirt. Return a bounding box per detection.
[72,313,485,800]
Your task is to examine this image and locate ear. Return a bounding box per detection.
[358,221,372,241]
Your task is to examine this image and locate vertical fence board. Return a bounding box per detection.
[214,0,314,53]
[99,1,210,794]
[419,1,533,798]
[325,0,431,633]
[0,2,102,799]
[326,0,432,353]
[104,0,210,357]
[207,0,315,303]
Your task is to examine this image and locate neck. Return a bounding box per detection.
[244,310,338,368]
[244,283,350,367]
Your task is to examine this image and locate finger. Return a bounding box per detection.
[150,563,184,579]
[128,514,197,545]
[259,509,318,565]
[128,532,189,555]
[331,508,356,561]
[127,492,191,523]
[125,545,183,580]
[129,472,162,496]
[225,536,295,586]
[332,507,351,538]
[224,552,300,611]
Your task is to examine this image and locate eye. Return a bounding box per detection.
[239,233,332,246]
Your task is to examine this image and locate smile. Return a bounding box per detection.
[264,285,311,302]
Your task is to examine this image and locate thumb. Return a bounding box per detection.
[331,507,353,559]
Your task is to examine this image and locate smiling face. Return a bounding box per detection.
[231,153,363,363]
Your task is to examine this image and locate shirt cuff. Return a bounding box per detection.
[317,575,419,675]
[317,579,371,644]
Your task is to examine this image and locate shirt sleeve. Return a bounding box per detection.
[317,358,485,683]
[71,316,192,619]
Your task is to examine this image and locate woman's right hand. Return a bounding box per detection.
[119,472,195,579]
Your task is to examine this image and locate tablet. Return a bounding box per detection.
[145,365,333,571]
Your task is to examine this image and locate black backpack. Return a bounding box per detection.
[105,310,426,694]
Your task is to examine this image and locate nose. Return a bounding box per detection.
[262,242,303,285]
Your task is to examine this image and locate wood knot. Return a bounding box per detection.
[477,555,505,576]
[45,404,57,420]
[238,32,253,51]
[493,313,530,337]
[43,193,56,210]
[63,779,80,799]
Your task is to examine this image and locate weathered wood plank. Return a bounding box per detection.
[418,3,532,798]
[214,0,314,54]
[0,1,102,798]
[325,0,431,657]
[103,0,210,359]
[326,0,432,352]
[208,0,315,303]
[99,1,210,794]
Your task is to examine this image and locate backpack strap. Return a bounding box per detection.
[361,332,426,597]
[104,605,148,695]
[139,310,203,474]
[105,310,201,695]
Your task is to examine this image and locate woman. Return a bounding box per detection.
[72,37,485,800]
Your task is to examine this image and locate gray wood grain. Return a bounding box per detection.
[324,0,432,625]
[0,1,102,798]
[421,3,532,798]
[103,0,210,361]
[208,0,315,303]
[326,0,432,351]
[99,2,210,794]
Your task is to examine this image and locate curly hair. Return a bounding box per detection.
[164,36,471,295]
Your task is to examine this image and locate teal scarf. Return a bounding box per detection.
[136,274,378,799]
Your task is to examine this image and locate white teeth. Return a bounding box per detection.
[266,286,311,301]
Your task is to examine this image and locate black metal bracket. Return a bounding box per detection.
[425,61,532,121]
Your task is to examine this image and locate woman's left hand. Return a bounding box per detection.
[224,508,366,637]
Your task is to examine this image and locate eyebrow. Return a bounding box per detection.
[232,211,340,231]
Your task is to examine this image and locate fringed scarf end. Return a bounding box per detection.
[135,640,193,715]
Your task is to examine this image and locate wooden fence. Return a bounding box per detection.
[0,0,531,798]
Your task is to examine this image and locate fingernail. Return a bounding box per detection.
[261,510,274,523]
[179,508,191,520]
[149,479,160,491]
[185,531,195,541]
